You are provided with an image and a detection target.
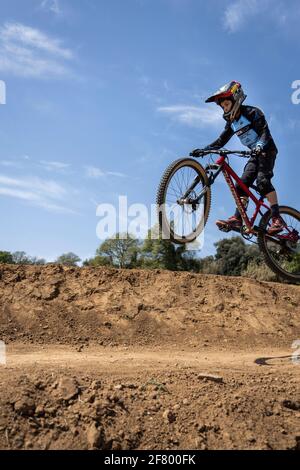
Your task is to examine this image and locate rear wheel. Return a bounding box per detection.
[258,206,300,283]
[156,158,211,244]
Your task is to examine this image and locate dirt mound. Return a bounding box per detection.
[0,355,299,450]
[0,264,300,450]
[0,264,299,349]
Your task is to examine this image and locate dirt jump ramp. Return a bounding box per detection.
[0,265,299,450]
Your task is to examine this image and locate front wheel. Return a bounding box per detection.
[156,158,211,244]
[258,206,300,283]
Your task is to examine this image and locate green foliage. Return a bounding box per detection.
[140,225,200,271]
[0,251,14,264]
[30,257,46,265]
[241,260,278,282]
[284,253,300,274]
[213,236,261,276]
[2,230,292,284]
[12,251,30,264]
[55,252,81,266]
[141,233,178,270]
[83,255,112,267]
[95,233,141,268]
[12,251,36,265]
[197,255,219,274]
[0,251,46,265]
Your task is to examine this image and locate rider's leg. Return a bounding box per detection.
[256,151,284,234]
[265,190,279,215]
[216,157,257,231]
[265,190,285,233]
[233,156,258,219]
[256,151,276,200]
[233,195,249,219]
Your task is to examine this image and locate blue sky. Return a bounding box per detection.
[0,0,300,262]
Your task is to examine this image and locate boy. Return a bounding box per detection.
[191,81,283,235]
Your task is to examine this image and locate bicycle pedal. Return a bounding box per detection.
[216,223,231,233]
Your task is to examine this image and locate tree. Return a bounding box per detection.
[242,260,278,282]
[140,225,199,271]
[11,252,47,265]
[212,236,263,276]
[214,237,249,276]
[0,251,46,265]
[83,255,112,267]
[30,257,47,265]
[0,251,14,264]
[178,249,202,272]
[55,252,81,266]
[95,233,141,268]
[12,251,32,265]
[198,255,219,274]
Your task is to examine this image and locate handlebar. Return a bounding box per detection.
[190,149,255,158]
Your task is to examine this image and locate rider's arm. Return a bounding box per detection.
[246,107,272,149]
[204,122,234,150]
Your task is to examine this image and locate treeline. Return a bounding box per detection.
[0,251,80,267]
[83,231,277,281]
[0,231,278,282]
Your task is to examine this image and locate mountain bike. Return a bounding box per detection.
[156,149,300,283]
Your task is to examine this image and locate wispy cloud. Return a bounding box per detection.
[0,187,40,202]
[84,166,126,179]
[85,166,105,178]
[0,174,66,198]
[39,160,71,172]
[1,157,71,173]
[0,160,23,168]
[0,173,76,213]
[0,22,74,78]
[224,0,262,33]
[287,119,300,131]
[40,0,62,16]
[157,105,222,128]
[223,0,300,33]
[107,171,127,178]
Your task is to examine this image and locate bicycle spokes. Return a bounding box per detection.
[264,213,300,276]
[157,161,210,243]
[165,167,204,238]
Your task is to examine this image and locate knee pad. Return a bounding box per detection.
[256,177,275,196]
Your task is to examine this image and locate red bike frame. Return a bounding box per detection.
[216,154,269,233]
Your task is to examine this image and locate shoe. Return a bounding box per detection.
[268,216,285,235]
[216,215,242,232]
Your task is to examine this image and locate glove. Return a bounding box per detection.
[189,148,204,157]
[253,145,263,155]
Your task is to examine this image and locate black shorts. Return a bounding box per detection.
[238,149,277,196]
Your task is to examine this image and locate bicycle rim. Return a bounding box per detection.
[258,206,300,283]
[156,158,211,244]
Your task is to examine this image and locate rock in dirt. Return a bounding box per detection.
[197,374,224,383]
[90,380,101,391]
[163,409,176,424]
[56,377,79,401]
[14,397,35,416]
[282,400,300,411]
[86,423,103,449]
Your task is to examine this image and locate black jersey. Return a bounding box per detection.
[205,105,277,153]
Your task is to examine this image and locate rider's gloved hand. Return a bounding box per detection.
[253,145,263,156]
[190,148,204,157]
